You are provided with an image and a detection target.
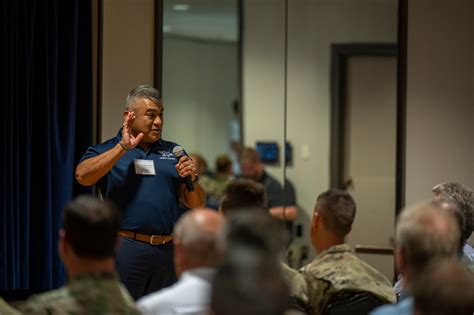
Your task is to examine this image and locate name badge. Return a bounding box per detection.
[134,159,156,175]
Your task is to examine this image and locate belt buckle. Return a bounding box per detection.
[150,235,166,245]
[150,235,159,245]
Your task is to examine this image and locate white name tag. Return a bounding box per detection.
[134,159,156,175]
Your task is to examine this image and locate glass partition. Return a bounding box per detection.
[162,0,287,210]
[283,0,399,277]
[160,0,400,279]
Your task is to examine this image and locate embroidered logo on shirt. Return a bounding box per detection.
[157,150,176,160]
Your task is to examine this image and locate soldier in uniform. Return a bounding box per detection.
[0,196,140,314]
[300,189,396,314]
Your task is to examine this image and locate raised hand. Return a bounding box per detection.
[121,111,144,150]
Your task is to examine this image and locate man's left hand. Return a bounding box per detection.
[175,156,197,182]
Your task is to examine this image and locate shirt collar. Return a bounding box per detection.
[317,243,352,258]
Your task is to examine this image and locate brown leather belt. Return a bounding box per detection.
[119,230,173,245]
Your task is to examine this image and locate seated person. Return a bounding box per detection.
[219,179,308,313]
[205,154,234,209]
[219,178,267,216]
[411,259,474,315]
[432,182,474,262]
[137,208,224,315]
[0,196,140,314]
[371,201,461,315]
[240,147,297,221]
[213,210,304,315]
[211,246,288,315]
[300,189,395,314]
[394,183,474,298]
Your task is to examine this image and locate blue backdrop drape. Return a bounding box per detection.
[1,0,93,292]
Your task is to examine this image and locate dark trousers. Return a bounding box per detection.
[116,236,177,300]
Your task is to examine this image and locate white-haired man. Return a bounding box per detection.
[371,201,461,315]
[137,208,224,315]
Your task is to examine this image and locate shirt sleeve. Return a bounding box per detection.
[79,138,118,163]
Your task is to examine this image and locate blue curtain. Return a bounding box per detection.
[1,0,93,292]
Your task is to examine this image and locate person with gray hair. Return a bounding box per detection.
[411,259,474,315]
[432,182,474,262]
[370,201,461,315]
[76,85,206,299]
[137,208,224,315]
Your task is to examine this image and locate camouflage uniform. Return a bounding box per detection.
[2,272,141,315]
[0,299,21,315]
[281,262,308,311]
[300,244,396,314]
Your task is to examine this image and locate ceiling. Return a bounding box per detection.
[163,0,238,42]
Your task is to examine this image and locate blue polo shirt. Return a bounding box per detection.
[80,130,185,235]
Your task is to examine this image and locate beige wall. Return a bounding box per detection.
[242,0,286,182]
[162,37,238,167]
[405,0,474,204]
[101,0,155,141]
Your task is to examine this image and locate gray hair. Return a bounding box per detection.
[432,182,474,240]
[395,201,460,272]
[125,85,162,109]
[173,209,223,265]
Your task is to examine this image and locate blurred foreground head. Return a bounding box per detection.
[211,211,288,315]
[394,201,460,287]
[412,259,474,315]
[60,195,121,260]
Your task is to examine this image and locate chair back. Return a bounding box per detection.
[323,291,388,315]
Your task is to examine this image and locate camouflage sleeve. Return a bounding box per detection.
[304,276,331,315]
[15,299,50,315]
[0,298,21,315]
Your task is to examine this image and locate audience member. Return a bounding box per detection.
[219,178,267,216]
[370,201,460,315]
[211,246,288,315]
[0,196,140,314]
[301,189,395,314]
[211,211,291,315]
[432,182,474,262]
[226,210,308,313]
[204,154,234,209]
[240,147,297,221]
[137,208,224,315]
[411,259,474,315]
[394,183,474,298]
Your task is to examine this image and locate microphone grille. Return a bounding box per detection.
[172,145,185,158]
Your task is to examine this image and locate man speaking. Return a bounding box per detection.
[75,85,205,299]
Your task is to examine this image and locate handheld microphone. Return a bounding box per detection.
[172,146,195,192]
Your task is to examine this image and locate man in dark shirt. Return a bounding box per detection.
[240,147,298,246]
[75,85,205,299]
[239,147,297,221]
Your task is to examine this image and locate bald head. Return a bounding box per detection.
[173,208,225,275]
[395,202,460,274]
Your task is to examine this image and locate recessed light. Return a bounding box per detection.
[173,4,190,11]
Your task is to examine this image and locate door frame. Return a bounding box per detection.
[329,43,406,219]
